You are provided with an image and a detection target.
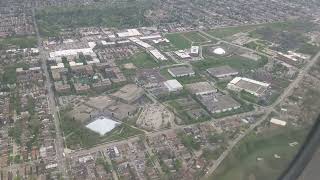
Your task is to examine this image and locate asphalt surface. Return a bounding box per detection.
[202,50,320,179]
[32,9,69,178]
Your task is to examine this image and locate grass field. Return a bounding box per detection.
[207,24,263,39]
[297,43,320,56]
[183,31,209,43]
[122,52,159,69]
[0,36,37,49]
[209,126,310,180]
[61,107,144,149]
[165,33,192,49]
[192,55,267,71]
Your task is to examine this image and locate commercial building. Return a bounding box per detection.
[129,37,152,49]
[110,84,144,104]
[117,29,141,38]
[168,66,195,77]
[139,35,162,40]
[206,65,239,78]
[164,79,183,92]
[190,46,199,56]
[92,79,112,91]
[49,48,94,59]
[54,81,71,94]
[74,83,90,94]
[51,68,68,81]
[50,63,65,70]
[185,82,217,95]
[175,50,191,59]
[270,118,287,126]
[150,49,167,61]
[71,65,94,75]
[227,77,270,97]
[213,47,226,55]
[198,94,241,114]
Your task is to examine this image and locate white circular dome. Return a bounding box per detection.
[213,48,226,55]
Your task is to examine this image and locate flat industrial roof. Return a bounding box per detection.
[199,94,240,113]
[185,82,217,94]
[168,66,194,76]
[207,65,238,77]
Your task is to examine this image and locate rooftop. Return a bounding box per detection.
[168,66,195,77]
[207,65,239,77]
[86,116,120,136]
[185,82,217,95]
[111,84,144,103]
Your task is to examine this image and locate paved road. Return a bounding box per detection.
[68,108,265,158]
[202,51,320,179]
[32,9,68,178]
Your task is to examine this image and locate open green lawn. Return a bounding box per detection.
[192,55,267,71]
[100,124,144,142]
[297,43,320,56]
[183,31,209,43]
[209,126,309,180]
[122,52,159,69]
[0,36,37,49]
[61,108,144,149]
[207,24,263,39]
[248,20,318,53]
[165,33,192,49]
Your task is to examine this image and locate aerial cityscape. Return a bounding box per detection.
[0,0,320,179]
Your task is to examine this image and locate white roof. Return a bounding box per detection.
[63,39,74,44]
[49,48,93,58]
[164,79,183,91]
[117,40,131,44]
[150,49,167,61]
[31,48,39,53]
[136,41,152,49]
[86,117,120,136]
[108,34,116,38]
[191,46,199,54]
[117,29,141,37]
[50,63,65,69]
[88,42,96,48]
[152,38,170,44]
[101,40,107,45]
[69,61,83,67]
[87,58,100,64]
[175,50,191,59]
[79,155,94,163]
[213,48,226,55]
[129,37,152,49]
[29,67,41,71]
[229,77,270,87]
[270,118,287,126]
[16,68,24,72]
[45,163,58,169]
[139,34,162,40]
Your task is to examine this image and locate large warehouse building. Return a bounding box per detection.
[207,65,239,78]
[227,77,270,97]
[164,79,183,92]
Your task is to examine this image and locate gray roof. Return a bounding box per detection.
[198,94,240,113]
[207,65,238,77]
[168,66,195,76]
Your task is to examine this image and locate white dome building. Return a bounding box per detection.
[213,47,226,55]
